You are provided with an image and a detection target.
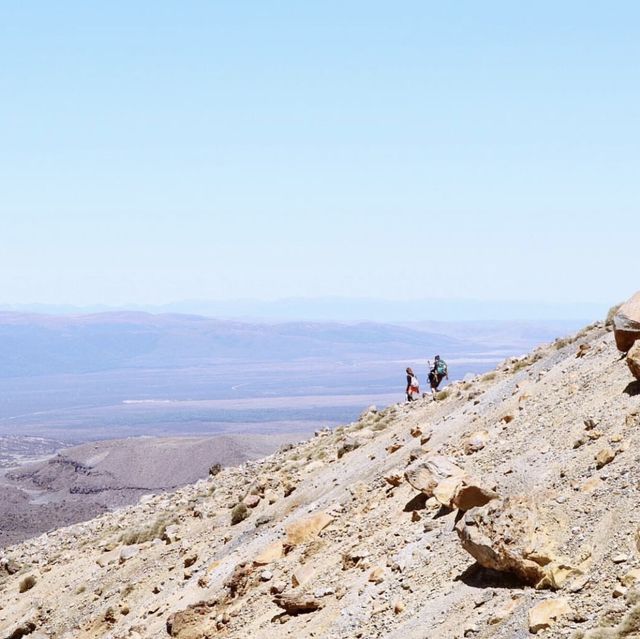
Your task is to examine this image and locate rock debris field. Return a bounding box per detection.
[2,307,640,639]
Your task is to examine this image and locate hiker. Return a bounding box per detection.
[428,355,448,394]
[405,367,420,402]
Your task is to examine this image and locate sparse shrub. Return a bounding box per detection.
[230,502,249,525]
[482,372,496,382]
[208,463,222,477]
[436,389,450,401]
[511,359,529,373]
[18,575,36,593]
[555,337,571,350]
[120,515,173,545]
[76,584,86,594]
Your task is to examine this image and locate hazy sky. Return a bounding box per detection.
[1,2,638,307]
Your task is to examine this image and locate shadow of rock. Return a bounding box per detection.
[455,563,525,590]
[624,381,640,397]
[433,505,454,519]
[403,493,428,512]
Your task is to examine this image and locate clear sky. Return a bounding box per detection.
[1,2,638,307]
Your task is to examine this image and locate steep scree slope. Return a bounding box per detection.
[1,320,640,639]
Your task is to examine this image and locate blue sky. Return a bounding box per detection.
[1,2,638,308]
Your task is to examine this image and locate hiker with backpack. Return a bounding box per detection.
[428,355,448,395]
[405,367,420,402]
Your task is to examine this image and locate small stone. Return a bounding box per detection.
[183,554,197,568]
[595,447,616,469]
[368,567,385,584]
[393,599,405,614]
[270,581,287,595]
[260,570,273,582]
[612,553,628,564]
[243,494,261,509]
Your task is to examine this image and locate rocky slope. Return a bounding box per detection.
[2,317,640,639]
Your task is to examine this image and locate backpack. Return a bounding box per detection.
[410,375,420,389]
[435,360,447,375]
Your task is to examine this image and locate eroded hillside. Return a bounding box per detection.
[2,319,640,639]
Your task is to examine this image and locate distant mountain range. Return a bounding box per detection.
[0,296,608,322]
[0,311,589,442]
[0,311,587,378]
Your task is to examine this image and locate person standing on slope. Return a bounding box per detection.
[429,355,449,395]
[406,367,420,402]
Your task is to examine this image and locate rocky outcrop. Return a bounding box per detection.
[628,340,640,380]
[404,455,497,510]
[614,291,640,352]
[455,497,572,588]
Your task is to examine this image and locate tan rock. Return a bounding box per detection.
[452,482,499,511]
[620,568,640,587]
[410,426,422,438]
[292,563,314,588]
[243,494,261,508]
[273,594,323,614]
[384,472,403,487]
[528,598,572,634]
[488,598,518,625]
[253,541,284,566]
[404,455,466,495]
[576,343,591,358]
[614,291,640,352]
[368,567,385,584]
[285,512,334,547]
[581,477,601,493]
[455,497,563,588]
[595,447,616,469]
[404,465,438,496]
[628,341,640,380]
[393,599,405,614]
[463,430,489,454]
[433,477,461,508]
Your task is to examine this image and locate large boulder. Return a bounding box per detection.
[455,497,572,588]
[614,292,640,352]
[628,341,640,381]
[404,455,466,496]
[405,455,498,511]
